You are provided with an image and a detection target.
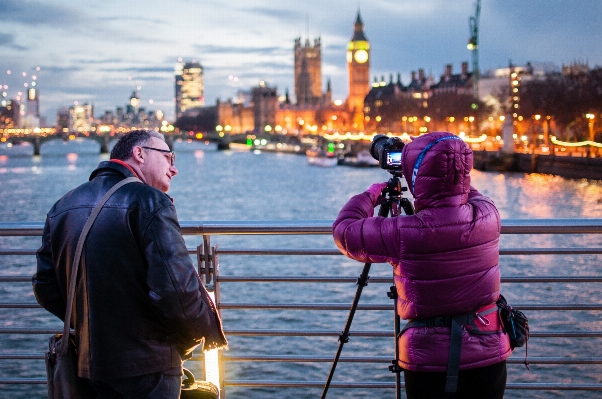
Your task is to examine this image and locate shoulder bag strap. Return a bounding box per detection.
[59,177,142,350]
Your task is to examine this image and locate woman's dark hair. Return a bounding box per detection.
[110,130,165,161]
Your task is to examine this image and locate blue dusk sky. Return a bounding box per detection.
[1,0,601,122]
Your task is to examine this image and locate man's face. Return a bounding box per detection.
[137,137,178,192]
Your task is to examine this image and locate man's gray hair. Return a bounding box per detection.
[110,130,165,161]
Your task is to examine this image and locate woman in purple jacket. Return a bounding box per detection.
[333,132,511,398]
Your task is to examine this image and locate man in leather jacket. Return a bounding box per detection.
[33,130,227,398]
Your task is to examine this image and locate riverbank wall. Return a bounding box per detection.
[472,151,602,181]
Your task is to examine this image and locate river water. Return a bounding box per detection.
[0,138,601,398]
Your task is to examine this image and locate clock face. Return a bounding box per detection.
[346,51,352,63]
[353,50,368,64]
[354,49,369,64]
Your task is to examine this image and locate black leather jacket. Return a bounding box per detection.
[33,161,226,380]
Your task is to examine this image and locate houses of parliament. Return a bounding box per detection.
[174,11,478,136]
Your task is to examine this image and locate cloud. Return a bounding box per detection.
[0,32,28,51]
[0,0,85,26]
[193,44,286,56]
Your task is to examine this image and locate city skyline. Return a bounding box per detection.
[1,0,601,123]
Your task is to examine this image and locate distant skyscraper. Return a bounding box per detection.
[26,88,39,118]
[346,11,370,113]
[22,88,40,128]
[294,37,322,106]
[175,60,205,118]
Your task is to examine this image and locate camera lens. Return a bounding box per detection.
[369,134,389,161]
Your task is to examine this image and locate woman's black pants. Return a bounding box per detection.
[403,360,507,399]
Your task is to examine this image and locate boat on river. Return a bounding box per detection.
[306,148,338,167]
[338,149,379,167]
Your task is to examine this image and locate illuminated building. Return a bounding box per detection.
[175,60,205,118]
[252,81,278,132]
[346,11,371,114]
[294,37,323,106]
[21,88,41,128]
[0,99,19,128]
[70,103,94,132]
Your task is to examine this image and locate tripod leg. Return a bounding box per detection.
[388,285,403,398]
[321,261,372,399]
[322,201,393,398]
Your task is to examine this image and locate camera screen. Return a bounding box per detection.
[386,150,403,166]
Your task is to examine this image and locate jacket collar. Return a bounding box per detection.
[89,160,138,181]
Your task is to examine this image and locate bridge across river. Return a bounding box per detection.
[0,128,253,154]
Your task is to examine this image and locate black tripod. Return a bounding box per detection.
[321,171,415,399]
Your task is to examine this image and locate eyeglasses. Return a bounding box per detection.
[141,146,176,166]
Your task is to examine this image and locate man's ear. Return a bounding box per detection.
[131,146,145,164]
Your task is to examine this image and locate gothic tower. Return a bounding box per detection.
[294,37,323,106]
[346,11,370,115]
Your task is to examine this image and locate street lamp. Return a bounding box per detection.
[586,113,595,157]
[586,113,595,141]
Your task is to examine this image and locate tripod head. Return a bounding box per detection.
[380,170,414,217]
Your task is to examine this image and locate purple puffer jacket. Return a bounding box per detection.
[333,132,511,372]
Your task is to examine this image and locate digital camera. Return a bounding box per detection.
[369,134,405,171]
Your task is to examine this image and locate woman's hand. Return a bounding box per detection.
[365,182,388,206]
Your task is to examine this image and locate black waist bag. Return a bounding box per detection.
[181,368,219,399]
[497,294,530,372]
[496,294,529,348]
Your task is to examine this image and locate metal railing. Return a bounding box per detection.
[1,219,602,398]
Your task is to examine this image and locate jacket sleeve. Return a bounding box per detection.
[143,204,227,352]
[33,217,67,321]
[332,192,400,264]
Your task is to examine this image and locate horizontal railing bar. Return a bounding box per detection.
[2,219,602,237]
[221,330,602,338]
[3,247,602,257]
[218,303,602,311]
[0,378,600,391]
[221,355,602,365]
[0,249,38,255]
[0,354,44,359]
[215,276,602,283]
[216,248,602,256]
[3,302,602,311]
[0,277,32,282]
[508,383,602,391]
[1,353,599,366]
[3,275,602,284]
[0,328,63,334]
[2,327,601,339]
[224,380,602,390]
[0,379,47,384]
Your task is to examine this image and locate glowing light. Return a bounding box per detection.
[550,137,602,148]
[66,153,78,162]
[460,134,488,143]
[203,290,221,395]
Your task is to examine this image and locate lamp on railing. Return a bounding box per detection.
[203,289,222,395]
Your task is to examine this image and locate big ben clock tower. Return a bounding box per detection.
[347,11,370,119]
